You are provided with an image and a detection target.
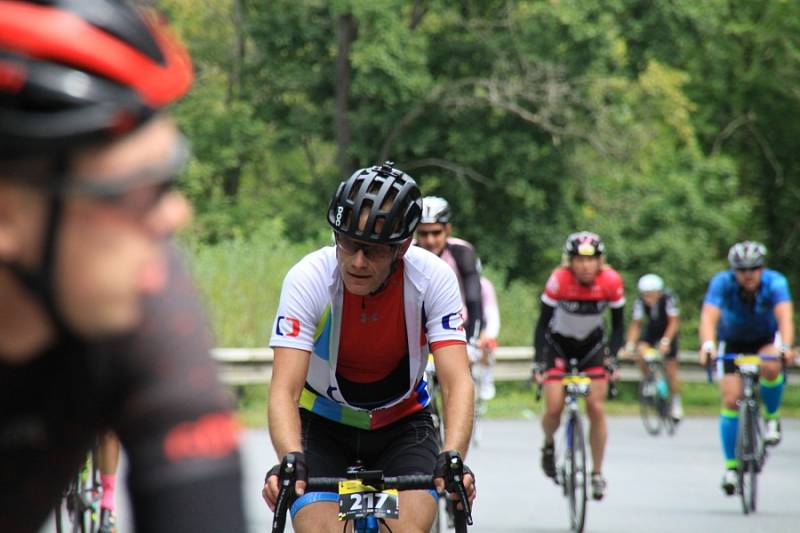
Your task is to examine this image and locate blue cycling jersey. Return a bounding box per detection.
[703,268,791,342]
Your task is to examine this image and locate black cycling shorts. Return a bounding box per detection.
[639,334,679,359]
[719,337,774,374]
[542,331,607,383]
[300,405,439,479]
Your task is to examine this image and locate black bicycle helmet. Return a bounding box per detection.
[0,0,193,162]
[327,161,422,245]
[564,231,605,257]
[728,241,766,269]
[420,196,451,224]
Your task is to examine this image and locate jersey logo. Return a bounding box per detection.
[441,312,465,331]
[276,316,301,337]
[327,386,343,403]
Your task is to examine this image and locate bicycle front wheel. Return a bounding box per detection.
[737,402,759,515]
[566,414,588,532]
[638,379,661,436]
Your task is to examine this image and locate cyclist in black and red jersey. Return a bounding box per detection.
[0,2,245,531]
[533,232,625,501]
[415,196,483,345]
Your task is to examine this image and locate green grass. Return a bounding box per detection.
[232,381,800,428]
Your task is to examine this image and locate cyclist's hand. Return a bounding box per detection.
[780,345,796,366]
[531,363,545,385]
[658,338,671,356]
[699,341,715,367]
[433,451,476,509]
[604,358,620,381]
[261,452,307,511]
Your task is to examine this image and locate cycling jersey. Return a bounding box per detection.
[632,289,680,355]
[535,266,625,364]
[703,269,791,342]
[0,245,245,533]
[270,245,466,430]
[430,237,483,340]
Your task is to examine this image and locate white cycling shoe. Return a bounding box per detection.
[721,469,737,496]
[670,397,683,421]
[765,419,782,446]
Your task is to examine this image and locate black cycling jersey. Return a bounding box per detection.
[632,290,680,344]
[442,239,483,340]
[0,245,246,533]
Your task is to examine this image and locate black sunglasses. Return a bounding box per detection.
[56,135,190,216]
[335,233,397,261]
[735,266,762,273]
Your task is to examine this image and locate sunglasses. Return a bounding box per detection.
[735,267,762,273]
[335,233,398,261]
[56,135,190,216]
[416,229,444,238]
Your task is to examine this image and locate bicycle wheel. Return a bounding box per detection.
[566,414,587,532]
[737,403,758,515]
[638,378,661,436]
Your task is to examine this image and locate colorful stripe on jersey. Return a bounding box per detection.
[312,304,332,361]
[299,378,431,430]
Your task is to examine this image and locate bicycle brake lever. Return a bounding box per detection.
[445,452,473,526]
[271,454,298,533]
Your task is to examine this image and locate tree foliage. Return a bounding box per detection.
[162,0,800,343]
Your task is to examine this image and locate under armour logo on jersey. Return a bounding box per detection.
[360,312,379,323]
[441,312,465,331]
[275,316,301,337]
[326,386,343,403]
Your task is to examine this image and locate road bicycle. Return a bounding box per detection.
[536,360,609,533]
[54,446,102,533]
[638,348,677,436]
[271,452,472,533]
[706,353,783,515]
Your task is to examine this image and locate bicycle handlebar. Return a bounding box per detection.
[304,474,435,492]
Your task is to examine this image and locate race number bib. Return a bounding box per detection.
[338,480,399,520]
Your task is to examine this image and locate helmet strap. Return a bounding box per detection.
[5,158,77,342]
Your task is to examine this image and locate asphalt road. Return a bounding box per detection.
[41,416,800,532]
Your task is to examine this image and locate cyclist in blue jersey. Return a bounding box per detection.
[698,241,795,495]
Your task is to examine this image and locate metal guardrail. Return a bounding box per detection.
[213,346,799,385]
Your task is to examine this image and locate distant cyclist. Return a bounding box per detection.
[699,241,794,495]
[0,2,245,531]
[416,196,483,344]
[262,163,476,532]
[533,232,624,501]
[625,274,683,420]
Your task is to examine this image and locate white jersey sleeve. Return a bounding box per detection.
[423,256,468,345]
[631,298,645,321]
[269,250,329,351]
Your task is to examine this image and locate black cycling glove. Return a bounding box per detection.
[265,451,307,486]
[434,450,474,492]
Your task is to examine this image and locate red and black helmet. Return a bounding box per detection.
[564,231,605,257]
[0,0,193,160]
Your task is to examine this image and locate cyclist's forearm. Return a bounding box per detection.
[268,390,304,457]
[533,302,555,362]
[440,375,474,457]
[663,315,679,341]
[699,304,720,346]
[775,301,794,347]
[608,306,625,355]
[625,321,641,347]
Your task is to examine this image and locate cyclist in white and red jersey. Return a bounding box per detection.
[415,196,483,344]
[262,162,476,533]
[533,231,625,501]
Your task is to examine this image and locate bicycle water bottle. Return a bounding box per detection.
[656,377,669,399]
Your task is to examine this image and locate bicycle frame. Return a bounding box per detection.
[638,349,675,436]
[708,353,782,515]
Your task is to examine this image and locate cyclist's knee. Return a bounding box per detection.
[585,399,605,420]
[291,495,340,533]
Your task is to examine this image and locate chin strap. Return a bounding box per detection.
[4,157,77,342]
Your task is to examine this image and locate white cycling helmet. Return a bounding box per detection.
[420,196,451,224]
[637,273,664,293]
[728,241,766,269]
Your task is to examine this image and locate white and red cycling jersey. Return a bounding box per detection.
[542,266,625,341]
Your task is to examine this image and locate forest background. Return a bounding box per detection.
[160,0,800,349]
